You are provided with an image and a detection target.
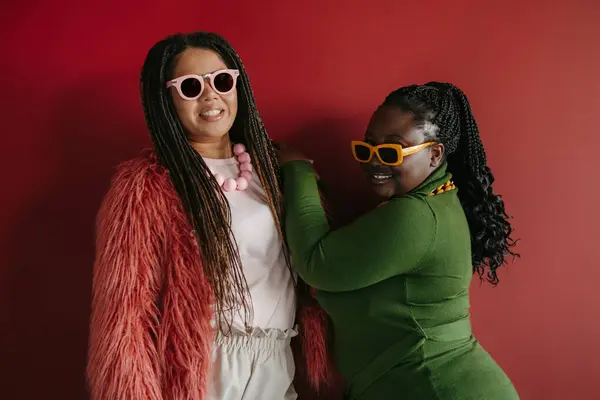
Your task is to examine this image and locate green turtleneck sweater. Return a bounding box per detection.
[282,160,518,400]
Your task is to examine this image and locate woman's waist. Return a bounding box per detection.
[334,317,475,390]
[209,287,297,332]
[213,325,299,351]
[334,315,473,353]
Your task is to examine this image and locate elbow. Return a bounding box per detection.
[87,311,162,400]
[294,265,321,291]
[87,280,161,398]
[297,269,351,292]
[292,249,331,291]
[295,267,332,292]
[86,324,115,400]
[298,275,325,291]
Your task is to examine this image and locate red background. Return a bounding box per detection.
[1,1,599,399]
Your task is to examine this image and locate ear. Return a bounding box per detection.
[430,143,445,167]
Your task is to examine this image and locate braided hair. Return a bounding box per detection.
[140,32,288,331]
[384,82,518,284]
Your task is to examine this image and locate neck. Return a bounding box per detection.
[189,134,233,159]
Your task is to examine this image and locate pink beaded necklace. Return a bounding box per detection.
[208,143,253,192]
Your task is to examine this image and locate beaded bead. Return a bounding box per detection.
[208,143,253,192]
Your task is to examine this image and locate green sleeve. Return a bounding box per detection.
[282,160,437,292]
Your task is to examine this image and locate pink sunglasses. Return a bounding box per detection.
[166,69,240,100]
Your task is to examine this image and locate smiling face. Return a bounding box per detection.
[361,105,445,198]
[169,47,238,145]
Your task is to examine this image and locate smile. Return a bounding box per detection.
[370,173,393,184]
[199,109,225,122]
[200,109,223,117]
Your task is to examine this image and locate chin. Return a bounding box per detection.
[371,183,396,199]
[197,123,234,139]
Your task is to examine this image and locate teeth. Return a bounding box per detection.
[373,174,392,179]
[200,109,222,117]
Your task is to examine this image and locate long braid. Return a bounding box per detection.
[140,32,290,332]
[384,82,518,284]
[209,33,294,289]
[222,40,293,281]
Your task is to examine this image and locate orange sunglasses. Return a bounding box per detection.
[351,141,435,166]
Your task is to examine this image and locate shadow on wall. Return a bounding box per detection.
[264,109,380,226]
[3,75,148,400]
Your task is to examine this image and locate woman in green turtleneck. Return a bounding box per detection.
[279,82,519,399]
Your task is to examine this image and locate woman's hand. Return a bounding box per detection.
[274,142,313,166]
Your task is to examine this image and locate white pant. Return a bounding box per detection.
[206,327,298,400]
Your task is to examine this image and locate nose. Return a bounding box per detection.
[368,151,382,167]
[200,77,219,101]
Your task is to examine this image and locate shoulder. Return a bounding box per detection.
[367,196,437,249]
[99,150,177,217]
[379,195,436,223]
[108,150,175,196]
[111,150,169,185]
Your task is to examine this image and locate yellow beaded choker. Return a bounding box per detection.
[378,179,457,208]
[428,180,456,196]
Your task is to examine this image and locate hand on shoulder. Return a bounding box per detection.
[273,141,313,166]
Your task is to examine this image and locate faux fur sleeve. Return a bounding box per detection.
[87,160,167,400]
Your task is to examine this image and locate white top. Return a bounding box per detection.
[203,156,296,332]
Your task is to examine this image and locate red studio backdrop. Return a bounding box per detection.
[1,1,599,399]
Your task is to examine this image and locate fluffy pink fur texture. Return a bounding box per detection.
[87,151,341,399]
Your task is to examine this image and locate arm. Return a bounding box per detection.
[283,160,436,292]
[87,168,164,400]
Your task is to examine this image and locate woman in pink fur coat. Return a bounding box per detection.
[86,31,339,400]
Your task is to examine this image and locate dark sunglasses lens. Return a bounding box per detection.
[181,77,202,98]
[213,72,235,93]
[378,148,400,164]
[354,144,371,161]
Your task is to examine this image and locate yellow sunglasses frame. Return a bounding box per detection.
[351,140,435,166]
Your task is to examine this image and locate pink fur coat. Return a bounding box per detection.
[86,151,340,400]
